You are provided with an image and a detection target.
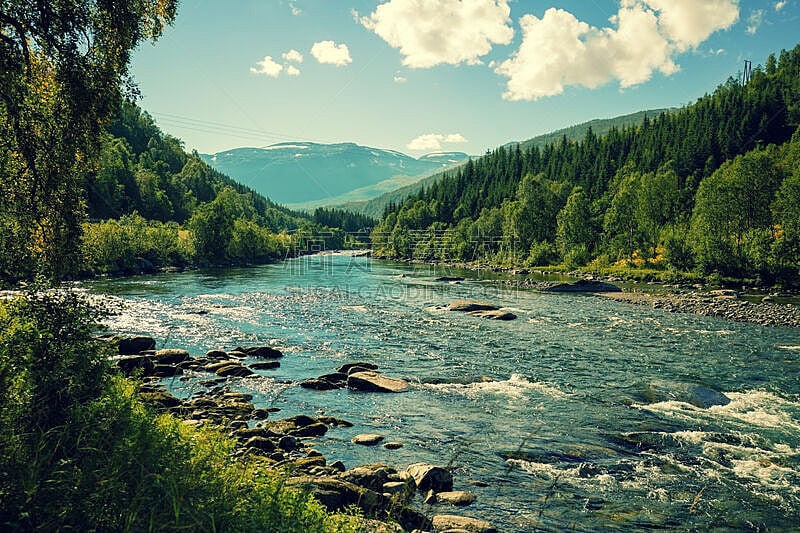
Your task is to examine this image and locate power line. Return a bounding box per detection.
[148,111,333,148]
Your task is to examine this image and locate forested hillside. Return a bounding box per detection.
[1,97,373,283]
[372,45,800,285]
[78,103,375,277]
[344,109,666,219]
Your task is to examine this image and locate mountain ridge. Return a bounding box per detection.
[200,142,468,205]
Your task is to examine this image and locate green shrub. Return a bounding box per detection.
[0,292,361,532]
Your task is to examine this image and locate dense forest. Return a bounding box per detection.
[372,45,800,286]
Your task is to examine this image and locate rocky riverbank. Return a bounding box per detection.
[419,260,799,328]
[108,336,498,533]
[596,289,800,328]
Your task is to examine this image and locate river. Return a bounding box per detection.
[81,254,800,532]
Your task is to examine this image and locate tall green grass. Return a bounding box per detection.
[0,290,366,532]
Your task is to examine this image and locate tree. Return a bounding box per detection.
[556,187,595,265]
[188,187,259,263]
[0,0,177,282]
[690,148,784,275]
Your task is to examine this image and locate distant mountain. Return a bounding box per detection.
[200,142,468,205]
[342,109,670,218]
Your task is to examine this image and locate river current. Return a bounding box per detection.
[82,255,800,532]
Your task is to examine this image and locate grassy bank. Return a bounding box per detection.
[0,290,365,532]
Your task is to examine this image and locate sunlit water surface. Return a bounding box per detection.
[81,256,800,532]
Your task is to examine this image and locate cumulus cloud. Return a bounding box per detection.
[775,1,787,11]
[283,49,304,63]
[310,40,352,66]
[360,0,513,68]
[407,133,468,151]
[495,0,739,101]
[250,55,283,77]
[286,65,301,76]
[746,9,765,34]
[393,73,408,83]
[644,0,739,51]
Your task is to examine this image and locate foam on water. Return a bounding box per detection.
[425,373,570,400]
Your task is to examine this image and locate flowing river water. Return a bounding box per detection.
[81,254,800,532]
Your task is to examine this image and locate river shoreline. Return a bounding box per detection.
[392,257,800,329]
[114,341,497,532]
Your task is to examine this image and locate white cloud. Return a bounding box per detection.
[407,133,468,151]
[286,65,301,76]
[746,9,765,34]
[250,55,283,77]
[289,2,301,16]
[495,1,739,101]
[283,49,304,63]
[775,1,787,11]
[360,0,513,68]
[310,40,352,66]
[393,71,407,83]
[644,0,739,51]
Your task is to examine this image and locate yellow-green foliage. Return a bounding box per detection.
[0,294,363,532]
[82,213,192,273]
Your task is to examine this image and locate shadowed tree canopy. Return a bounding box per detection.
[0,0,178,282]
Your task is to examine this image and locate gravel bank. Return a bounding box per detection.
[596,291,800,328]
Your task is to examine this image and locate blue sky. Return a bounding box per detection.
[131,0,800,156]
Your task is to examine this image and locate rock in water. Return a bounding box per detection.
[118,336,156,355]
[337,361,379,374]
[432,514,497,533]
[287,476,388,516]
[642,381,731,408]
[541,279,621,292]
[406,462,453,493]
[115,355,154,376]
[154,348,190,364]
[215,364,254,378]
[249,361,280,370]
[448,300,499,312]
[351,433,385,446]
[347,371,409,393]
[435,491,477,506]
[242,346,284,359]
[466,309,517,320]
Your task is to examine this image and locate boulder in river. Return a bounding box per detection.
[215,364,255,378]
[115,354,155,376]
[249,360,280,370]
[338,465,394,492]
[540,279,621,293]
[466,309,517,321]
[406,462,453,493]
[300,378,340,391]
[240,346,284,359]
[268,415,329,437]
[351,433,385,446]
[347,371,409,393]
[154,348,190,365]
[287,476,388,516]
[434,490,477,506]
[642,381,731,408]
[118,336,156,355]
[337,361,379,374]
[448,300,499,312]
[432,514,497,533]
